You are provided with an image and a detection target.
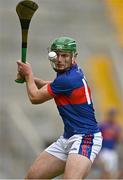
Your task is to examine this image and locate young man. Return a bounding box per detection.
[99,108,122,179]
[17,37,102,179]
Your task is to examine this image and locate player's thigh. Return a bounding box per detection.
[25,151,66,179]
[63,153,92,179]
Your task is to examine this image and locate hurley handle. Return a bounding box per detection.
[15,47,27,83]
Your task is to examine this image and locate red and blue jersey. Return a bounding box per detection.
[99,122,121,150]
[48,63,100,138]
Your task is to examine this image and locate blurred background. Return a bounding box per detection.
[0,0,123,179]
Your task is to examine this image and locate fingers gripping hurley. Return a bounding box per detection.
[15,0,38,83]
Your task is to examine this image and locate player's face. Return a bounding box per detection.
[54,52,73,71]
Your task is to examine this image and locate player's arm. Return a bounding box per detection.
[26,80,53,104]
[16,72,51,89]
[34,77,51,89]
[17,61,53,104]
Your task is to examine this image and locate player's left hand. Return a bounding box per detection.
[17,60,33,78]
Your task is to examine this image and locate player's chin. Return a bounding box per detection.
[56,66,65,70]
[55,67,66,73]
[55,67,64,71]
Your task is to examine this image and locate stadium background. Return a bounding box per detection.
[0,0,123,178]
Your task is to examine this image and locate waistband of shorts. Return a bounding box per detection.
[63,130,101,139]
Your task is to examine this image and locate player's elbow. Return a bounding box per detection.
[30,99,39,104]
[29,90,53,104]
[30,99,44,104]
[29,97,44,104]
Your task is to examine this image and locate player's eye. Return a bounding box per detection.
[61,54,67,58]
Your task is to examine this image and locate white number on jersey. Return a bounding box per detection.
[82,78,91,105]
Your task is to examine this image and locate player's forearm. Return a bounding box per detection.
[25,74,40,103]
[34,77,51,89]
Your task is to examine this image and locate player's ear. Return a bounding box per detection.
[74,52,78,58]
[72,52,78,61]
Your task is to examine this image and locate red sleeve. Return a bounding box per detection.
[47,83,56,97]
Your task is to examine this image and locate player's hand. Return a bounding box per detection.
[17,60,33,79]
[16,72,25,80]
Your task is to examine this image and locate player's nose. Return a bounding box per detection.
[57,54,63,62]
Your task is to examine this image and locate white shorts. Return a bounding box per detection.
[45,132,102,163]
[99,148,118,174]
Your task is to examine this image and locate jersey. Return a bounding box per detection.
[47,63,100,138]
[99,122,120,150]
